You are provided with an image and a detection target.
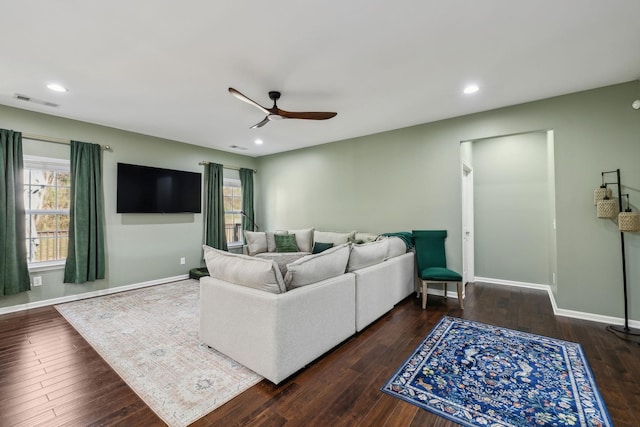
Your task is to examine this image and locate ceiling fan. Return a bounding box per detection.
[229,87,337,129]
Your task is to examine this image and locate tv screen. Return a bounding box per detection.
[117,163,202,213]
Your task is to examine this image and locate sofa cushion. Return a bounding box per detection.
[312,242,334,254]
[244,230,268,255]
[384,236,408,259]
[275,234,299,252]
[255,252,310,276]
[203,245,286,294]
[354,232,380,244]
[314,230,356,245]
[288,228,314,253]
[347,239,389,272]
[284,243,350,290]
[266,230,288,252]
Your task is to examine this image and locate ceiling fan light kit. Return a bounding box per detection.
[229,87,337,129]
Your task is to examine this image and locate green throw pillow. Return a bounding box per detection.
[312,242,334,254]
[275,234,299,252]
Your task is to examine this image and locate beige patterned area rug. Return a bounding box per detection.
[55,279,262,427]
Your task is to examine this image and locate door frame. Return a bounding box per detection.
[460,130,557,290]
[461,160,474,285]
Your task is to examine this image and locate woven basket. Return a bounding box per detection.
[619,211,640,232]
[594,187,612,205]
[597,199,617,218]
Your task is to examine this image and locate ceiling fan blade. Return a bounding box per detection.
[250,116,270,129]
[229,87,270,115]
[277,110,337,120]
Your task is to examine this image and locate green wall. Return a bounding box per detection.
[0,105,256,310]
[257,81,640,321]
[2,81,639,322]
[473,132,551,285]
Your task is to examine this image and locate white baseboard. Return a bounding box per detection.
[0,274,190,315]
[474,276,640,329]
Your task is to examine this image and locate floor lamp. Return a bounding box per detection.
[594,169,640,340]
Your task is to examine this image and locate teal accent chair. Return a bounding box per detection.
[412,230,464,310]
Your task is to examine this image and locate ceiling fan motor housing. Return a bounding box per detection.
[269,91,281,101]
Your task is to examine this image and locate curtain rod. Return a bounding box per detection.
[198,161,256,173]
[23,132,113,151]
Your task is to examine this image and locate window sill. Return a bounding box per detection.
[29,261,66,273]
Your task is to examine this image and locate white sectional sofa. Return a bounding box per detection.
[199,230,415,384]
[200,273,357,385]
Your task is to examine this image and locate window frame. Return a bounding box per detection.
[23,155,71,271]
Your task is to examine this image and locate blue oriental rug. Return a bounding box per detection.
[382,316,612,427]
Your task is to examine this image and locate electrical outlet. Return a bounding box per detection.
[180,257,186,265]
[33,276,42,286]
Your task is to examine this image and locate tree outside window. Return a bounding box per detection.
[223,178,242,245]
[23,156,71,264]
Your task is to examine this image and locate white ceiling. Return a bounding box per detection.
[2,1,639,157]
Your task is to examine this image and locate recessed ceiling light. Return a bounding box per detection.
[47,83,68,92]
[255,139,263,145]
[463,84,479,94]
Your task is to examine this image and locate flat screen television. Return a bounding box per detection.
[117,163,202,213]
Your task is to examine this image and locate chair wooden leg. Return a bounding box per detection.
[456,282,464,309]
[444,283,448,299]
[422,281,428,309]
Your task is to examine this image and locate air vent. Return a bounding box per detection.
[14,93,59,108]
[229,145,247,150]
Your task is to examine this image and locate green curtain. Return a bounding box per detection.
[63,141,106,283]
[204,163,228,250]
[0,129,30,295]
[239,168,255,240]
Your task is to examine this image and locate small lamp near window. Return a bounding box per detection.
[619,194,640,232]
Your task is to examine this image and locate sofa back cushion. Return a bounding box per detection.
[314,230,356,245]
[244,230,268,255]
[353,232,380,244]
[384,236,408,259]
[347,239,389,272]
[203,245,286,294]
[284,243,350,290]
[288,228,314,252]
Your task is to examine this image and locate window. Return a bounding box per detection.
[223,177,243,246]
[23,156,71,266]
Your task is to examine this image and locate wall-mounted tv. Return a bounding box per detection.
[117,163,202,213]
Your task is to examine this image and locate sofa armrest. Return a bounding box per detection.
[200,274,356,384]
[386,252,417,304]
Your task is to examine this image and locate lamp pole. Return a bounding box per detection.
[603,169,639,339]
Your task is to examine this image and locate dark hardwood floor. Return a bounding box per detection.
[1,282,638,426]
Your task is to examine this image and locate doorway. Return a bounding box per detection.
[461,130,557,288]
